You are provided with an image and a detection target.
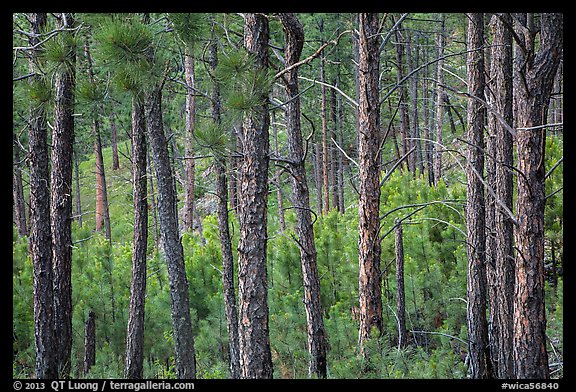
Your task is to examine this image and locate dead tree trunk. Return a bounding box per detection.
[183,44,196,232]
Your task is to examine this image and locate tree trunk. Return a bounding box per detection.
[183,45,196,232]
[209,34,241,379]
[279,12,329,379]
[74,150,83,228]
[271,110,286,232]
[237,13,273,379]
[487,13,515,379]
[124,96,148,379]
[407,34,423,175]
[357,13,383,357]
[85,38,111,240]
[434,14,446,185]
[465,13,491,379]
[13,132,28,237]
[394,219,408,348]
[146,86,197,379]
[51,13,76,378]
[83,311,96,376]
[512,13,562,379]
[28,12,58,379]
[110,113,120,170]
[394,23,412,173]
[319,18,330,214]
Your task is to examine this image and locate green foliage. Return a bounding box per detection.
[169,13,206,46]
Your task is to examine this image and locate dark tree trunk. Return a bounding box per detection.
[465,13,491,379]
[51,13,76,378]
[208,34,241,379]
[124,97,148,379]
[279,12,329,379]
[394,219,408,348]
[28,12,58,379]
[183,45,196,232]
[487,13,515,379]
[13,132,28,237]
[237,13,273,379]
[83,311,96,375]
[357,13,383,357]
[512,13,562,379]
[146,86,196,379]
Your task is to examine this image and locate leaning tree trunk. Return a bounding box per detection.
[357,12,383,358]
[51,13,76,378]
[237,13,273,379]
[124,96,148,379]
[146,86,196,379]
[434,13,446,185]
[465,13,491,379]
[512,12,562,379]
[28,12,58,380]
[279,12,329,379]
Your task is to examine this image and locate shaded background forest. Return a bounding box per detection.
[12,12,563,379]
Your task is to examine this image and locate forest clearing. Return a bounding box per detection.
[12,12,563,381]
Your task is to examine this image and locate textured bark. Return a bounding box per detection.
[51,13,76,378]
[146,86,196,379]
[279,12,328,379]
[13,132,28,237]
[28,12,58,379]
[237,13,273,379]
[512,13,562,379]
[124,97,148,379]
[357,13,383,357]
[83,311,96,375]
[487,13,515,379]
[465,13,491,379]
[394,219,408,348]
[183,45,196,232]
[209,36,241,379]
